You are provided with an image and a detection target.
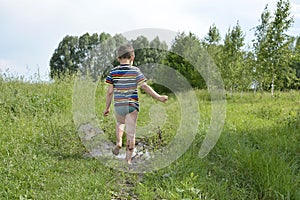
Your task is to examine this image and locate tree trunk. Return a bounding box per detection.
[271,73,275,96]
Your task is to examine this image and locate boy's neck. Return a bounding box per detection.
[120,62,130,65]
[119,62,133,66]
[118,58,133,66]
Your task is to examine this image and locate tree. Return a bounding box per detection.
[294,37,300,79]
[202,24,223,66]
[50,35,79,78]
[252,5,272,91]
[253,0,294,94]
[162,32,206,90]
[149,36,168,63]
[203,23,221,46]
[289,36,300,89]
[77,33,100,77]
[86,32,128,80]
[50,32,129,80]
[221,21,248,91]
[129,36,169,92]
[91,33,116,80]
[132,36,168,65]
[131,36,150,66]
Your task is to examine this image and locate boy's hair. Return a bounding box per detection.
[117,44,134,59]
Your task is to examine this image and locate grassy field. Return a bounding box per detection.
[0,76,299,199]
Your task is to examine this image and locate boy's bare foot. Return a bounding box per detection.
[112,145,121,155]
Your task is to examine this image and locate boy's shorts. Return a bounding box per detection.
[115,106,137,116]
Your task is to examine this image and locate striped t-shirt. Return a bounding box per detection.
[105,64,147,111]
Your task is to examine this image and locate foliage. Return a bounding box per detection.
[50,33,168,81]
[252,0,296,93]
[50,35,79,78]
[220,21,250,91]
[49,0,299,93]
[202,23,221,45]
[162,32,206,90]
[289,36,300,89]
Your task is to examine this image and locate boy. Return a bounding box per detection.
[103,44,168,164]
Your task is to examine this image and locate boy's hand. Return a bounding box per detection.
[159,95,168,103]
[103,108,110,116]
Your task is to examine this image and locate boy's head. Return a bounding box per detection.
[117,44,134,59]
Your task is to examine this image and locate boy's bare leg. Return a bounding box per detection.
[116,122,125,147]
[113,114,125,155]
[125,110,138,164]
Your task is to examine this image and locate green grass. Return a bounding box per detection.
[0,76,299,199]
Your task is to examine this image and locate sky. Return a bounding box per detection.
[0,0,299,81]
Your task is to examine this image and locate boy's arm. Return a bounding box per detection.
[103,85,113,116]
[140,82,168,103]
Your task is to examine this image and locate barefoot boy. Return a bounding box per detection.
[103,44,168,164]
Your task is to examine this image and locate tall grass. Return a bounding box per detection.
[0,76,299,199]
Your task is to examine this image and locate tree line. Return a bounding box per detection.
[50,0,300,93]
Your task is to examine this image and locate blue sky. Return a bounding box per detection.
[0,0,299,80]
